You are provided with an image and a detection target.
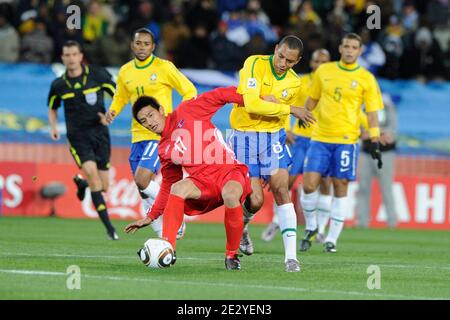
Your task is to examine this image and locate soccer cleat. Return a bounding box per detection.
[176,221,186,240]
[324,241,337,253]
[285,259,301,272]
[315,233,326,244]
[261,222,279,242]
[73,174,88,201]
[107,230,119,240]
[299,228,318,252]
[239,230,254,256]
[225,254,241,270]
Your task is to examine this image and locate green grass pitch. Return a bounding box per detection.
[0,216,449,300]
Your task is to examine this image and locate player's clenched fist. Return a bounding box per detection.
[50,127,60,141]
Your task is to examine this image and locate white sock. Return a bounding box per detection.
[271,203,279,225]
[300,188,319,231]
[150,215,163,238]
[141,180,160,199]
[325,197,348,245]
[140,180,160,213]
[317,193,332,234]
[276,203,297,261]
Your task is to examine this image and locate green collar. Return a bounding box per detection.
[337,61,360,72]
[269,55,288,81]
[134,55,155,69]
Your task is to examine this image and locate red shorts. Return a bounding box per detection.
[184,164,252,216]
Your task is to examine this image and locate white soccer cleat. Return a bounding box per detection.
[285,259,301,272]
[239,230,254,255]
[176,221,186,240]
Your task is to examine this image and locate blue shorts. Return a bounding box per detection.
[129,140,161,175]
[289,135,311,176]
[304,141,359,181]
[229,129,292,180]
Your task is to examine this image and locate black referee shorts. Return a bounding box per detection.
[67,126,111,170]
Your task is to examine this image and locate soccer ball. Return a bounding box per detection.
[138,238,174,269]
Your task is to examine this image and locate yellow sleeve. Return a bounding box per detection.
[240,57,290,117]
[109,69,130,116]
[364,73,383,113]
[165,61,197,101]
[285,115,291,131]
[359,111,369,131]
[308,66,323,100]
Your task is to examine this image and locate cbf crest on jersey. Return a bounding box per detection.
[247,78,257,89]
[150,73,157,81]
[85,92,97,105]
[351,80,358,89]
[281,89,288,98]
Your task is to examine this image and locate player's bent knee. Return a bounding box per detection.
[303,181,318,194]
[170,181,193,199]
[221,186,242,208]
[248,192,264,213]
[134,175,152,191]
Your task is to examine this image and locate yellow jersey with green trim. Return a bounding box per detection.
[109,55,197,143]
[309,61,383,144]
[230,55,306,132]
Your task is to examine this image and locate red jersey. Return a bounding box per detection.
[148,87,246,220]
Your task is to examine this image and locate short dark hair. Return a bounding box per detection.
[278,35,304,57]
[132,96,161,124]
[62,40,82,52]
[133,27,155,43]
[342,33,362,47]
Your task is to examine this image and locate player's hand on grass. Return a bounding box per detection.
[50,127,60,141]
[98,112,109,126]
[124,217,153,234]
[105,110,116,124]
[290,106,316,127]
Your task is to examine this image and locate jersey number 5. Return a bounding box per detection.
[333,87,342,102]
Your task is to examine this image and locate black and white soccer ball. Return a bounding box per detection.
[138,238,174,269]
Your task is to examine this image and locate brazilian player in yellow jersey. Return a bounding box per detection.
[229,36,315,272]
[261,49,333,246]
[300,33,383,253]
[105,28,197,237]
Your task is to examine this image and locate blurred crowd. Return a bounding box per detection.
[0,0,449,81]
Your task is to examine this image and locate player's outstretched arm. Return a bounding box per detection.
[124,217,153,234]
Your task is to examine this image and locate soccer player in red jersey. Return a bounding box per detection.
[124,87,252,270]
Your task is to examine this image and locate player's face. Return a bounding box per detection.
[273,44,301,75]
[61,46,83,70]
[137,106,165,134]
[132,33,155,61]
[339,38,362,64]
[310,52,330,71]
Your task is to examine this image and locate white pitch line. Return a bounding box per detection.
[0,268,447,300]
[2,252,450,271]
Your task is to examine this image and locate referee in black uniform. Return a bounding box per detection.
[47,40,118,240]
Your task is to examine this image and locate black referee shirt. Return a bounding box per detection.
[47,65,116,132]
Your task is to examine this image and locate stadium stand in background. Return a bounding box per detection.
[0,0,449,229]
